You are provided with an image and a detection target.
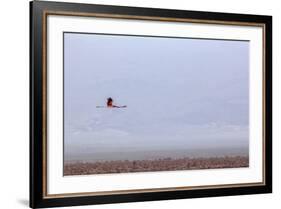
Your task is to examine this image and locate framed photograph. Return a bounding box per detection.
[30,1,272,208]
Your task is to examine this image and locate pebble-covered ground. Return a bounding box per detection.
[64,156,249,176]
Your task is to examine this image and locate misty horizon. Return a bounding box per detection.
[64,32,249,163]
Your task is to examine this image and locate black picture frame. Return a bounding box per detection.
[30,1,272,208]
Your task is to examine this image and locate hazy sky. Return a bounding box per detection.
[64,33,249,161]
